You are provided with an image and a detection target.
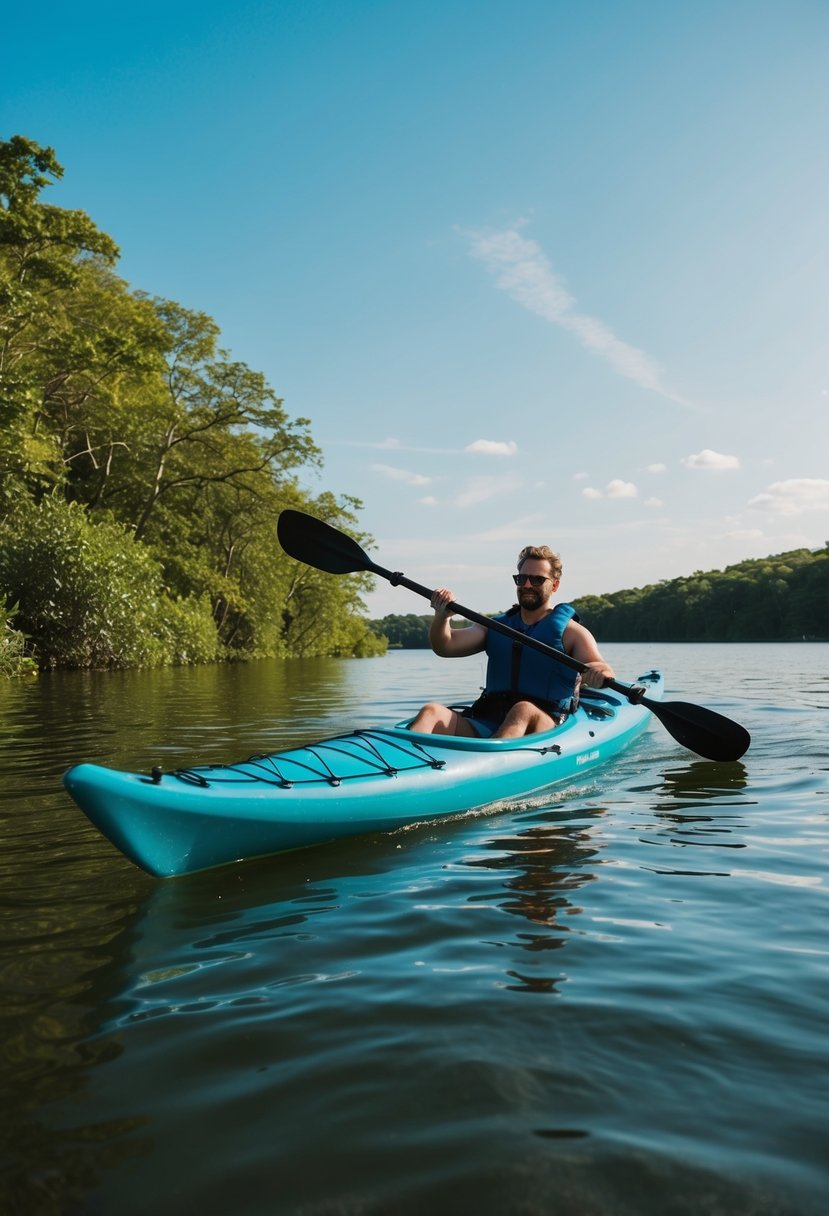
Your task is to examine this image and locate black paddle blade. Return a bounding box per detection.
[277,510,373,575]
[646,697,751,762]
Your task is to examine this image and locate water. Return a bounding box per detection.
[1,644,827,1215]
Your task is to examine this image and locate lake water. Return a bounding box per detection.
[1,644,827,1215]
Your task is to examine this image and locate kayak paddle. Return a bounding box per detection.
[277,509,751,762]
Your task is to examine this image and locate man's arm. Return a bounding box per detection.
[563,619,615,687]
[429,588,488,657]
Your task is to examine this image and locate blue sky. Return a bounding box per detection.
[4,0,828,618]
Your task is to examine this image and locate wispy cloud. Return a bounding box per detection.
[725,528,765,541]
[370,463,431,487]
[465,439,518,456]
[583,479,639,500]
[344,438,456,454]
[340,436,517,457]
[462,224,688,405]
[454,475,521,509]
[682,449,740,470]
[748,478,829,516]
[647,462,667,474]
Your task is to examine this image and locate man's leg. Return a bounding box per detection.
[409,703,479,736]
[492,700,557,739]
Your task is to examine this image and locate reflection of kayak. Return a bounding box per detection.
[63,671,663,877]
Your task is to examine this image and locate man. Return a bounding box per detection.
[409,544,614,739]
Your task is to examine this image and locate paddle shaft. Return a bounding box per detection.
[276,509,751,759]
[361,555,648,697]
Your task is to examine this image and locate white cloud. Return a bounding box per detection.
[747,478,829,517]
[462,224,687,404]
[606,479,639,499]
[465,439,518,456]
[582,479,639,500]
[644,497,664,509]
[573,471,590,481]
[371,463,431,486]
[682,449,740,470]
[419,495,438,507]
[647,463,667,474]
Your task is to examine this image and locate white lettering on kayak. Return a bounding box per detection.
[576,749,600,766]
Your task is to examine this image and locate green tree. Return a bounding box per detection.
[278,491,386,658]
[369,613,432,648]
[0,136,122,504]
[1,135,385,667]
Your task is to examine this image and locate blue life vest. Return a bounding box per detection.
[483,603,579,712]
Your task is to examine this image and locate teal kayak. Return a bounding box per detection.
[63,670,663,877]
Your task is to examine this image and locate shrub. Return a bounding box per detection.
[0,498,219,668]
[0,605,37,676]
[156,593,221,665]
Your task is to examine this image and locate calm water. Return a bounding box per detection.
[1,644,827,1215]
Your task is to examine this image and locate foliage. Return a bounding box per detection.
[0,497,219,668]
[0,134,379,670]
[1,602,36,676]
[573,546,829,642]
[279,492,386,658]
[369,613,432,648]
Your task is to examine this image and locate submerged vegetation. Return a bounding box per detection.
[0,135,384,674]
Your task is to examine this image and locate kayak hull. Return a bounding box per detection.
[63,671,663,877]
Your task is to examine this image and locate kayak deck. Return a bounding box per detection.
[64,671,663,877]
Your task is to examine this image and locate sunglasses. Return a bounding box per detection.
[512,573,551,587]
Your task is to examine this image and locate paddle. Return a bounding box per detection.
[277,510,751,762]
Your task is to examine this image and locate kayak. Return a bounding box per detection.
[63,670,663,877]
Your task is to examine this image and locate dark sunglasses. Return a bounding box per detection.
[512,573,550,587]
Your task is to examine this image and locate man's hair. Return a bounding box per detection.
[517,544,562,581]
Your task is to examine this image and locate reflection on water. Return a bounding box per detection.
[632,760,753,879]
[657,758,749,800]
[1,647,828,1214]
[464,813,605,994]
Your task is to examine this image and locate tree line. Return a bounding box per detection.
[572,547,828,642]
[1,135,385,674]
[371,545,829,647]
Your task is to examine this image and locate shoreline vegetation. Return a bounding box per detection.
[573,549,828,644]
[1,135,385,676]
[370,545,828,649]
[2,137,827,678]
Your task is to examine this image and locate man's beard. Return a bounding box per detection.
[518,588,544,610]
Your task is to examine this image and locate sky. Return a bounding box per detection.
[3,0,828,618]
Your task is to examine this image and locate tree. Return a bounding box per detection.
[0,136,121,503]
[369,614,432,648]
[0,134,387,668]
[572,548,829,642]
[278,491,385,658]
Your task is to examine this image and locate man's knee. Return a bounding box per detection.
[410,702,449,732]
[494,700,554,738]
